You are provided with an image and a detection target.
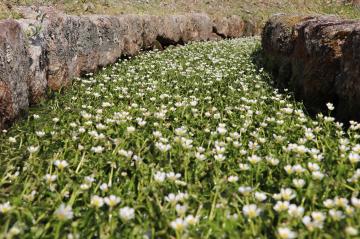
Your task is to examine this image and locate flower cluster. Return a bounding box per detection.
[0,38,359,238]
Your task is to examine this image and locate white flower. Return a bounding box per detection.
[334,197,349,208]
[119,206,135,221]
[80,184,91,190]
[280,188,296,201]
[28,146,39,154]
[104,195,121,208]
[170,218,187,231]
[349,153,360,164]
[217,125,227,135]
[213,152,226,161]
[91,146,104,153]
[44,174,57,184]
[0,202,12,214]
[90,195,104,208]
[8,137,16,143]
[238,186,252,196]
[185,215,199,225]
[288,204,304,218]
[254,192,267,202]
[326,102,334,111]
[292,178,305,188]
[274,201,289,212]
[166,172,181,181]
[242,204,261,218]
[345,226,358,236]
[329,209,344,221]
[154,171,166,182]
[126,126,136,133]
[277,227,297,239]
[307,162,320,171]
[351,197,360,208]
[239,163,250,171]
[323,199,335,208]
[54,160,69,170]
[175,204,187,215]
[54,204,73,221]
[227,175,239,182]
[311,211,326,222]
[36,131,46,137]
[100,183,109,192]
[165,193,178,204]
[312,171,325,180]
[247,155,262,164]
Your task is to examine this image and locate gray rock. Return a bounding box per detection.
[0,20,30,129]
[0,7,257,129]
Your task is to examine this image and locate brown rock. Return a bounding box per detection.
[0,20,30,128]
[262,14,360,121]
[213,15,255,38]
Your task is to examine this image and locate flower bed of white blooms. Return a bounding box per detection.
[1,38,360,238]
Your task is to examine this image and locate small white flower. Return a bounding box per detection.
[312,171,325,180]
[44,174,57,184]
[166,172,181,181]
[326,102,334,111]
[0,202,12,214]
[90,195,104,208]
[175,204,187,215]
[274,201,289,212]
[323,199,335,208]
[54,204,73,221]
[288,204,304,218]
[351,197,360,208]
[277,227,297,239]
[280,188,296,201]
[227,175,239,183]
[247,155,262,164]
[104,195,121,208]
[185,215,199,225]
[238,186,252,196]
[54,160,69,170]
[349,153,360,164]
[154,171,166,182]
[254,192,267,202]
[126,126,136,133]
[91,146,104,154]
[8,137,16,143]
[292,178,306,188]
[36,131,46,137]
[100,183,109,192]
[242,204,261,218]
[119,206,135,221]
[345,226,358,236]
[28,146,39,154]
[170,218,187,231]
[329,209,344,221]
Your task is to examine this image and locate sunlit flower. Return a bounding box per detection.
[54,204,73,221]
[119,206,135,221]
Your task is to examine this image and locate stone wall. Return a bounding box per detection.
[0,7,256,129]
[262,14,360,123]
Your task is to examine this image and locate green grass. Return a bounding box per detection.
[1,0,360,24]
[0,39,359,238]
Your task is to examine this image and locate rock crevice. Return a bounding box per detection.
[262,14,360,123]
[0,7,256,129]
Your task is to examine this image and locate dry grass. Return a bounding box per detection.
[0,0,359,24]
